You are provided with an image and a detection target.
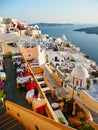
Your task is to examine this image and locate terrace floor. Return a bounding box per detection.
[2,55,32,112]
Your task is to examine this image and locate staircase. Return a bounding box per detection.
[0,113,25,130]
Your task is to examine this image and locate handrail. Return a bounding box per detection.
[20,54,60,121]
[5,100,74,130]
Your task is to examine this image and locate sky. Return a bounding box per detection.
[0,0,98,24]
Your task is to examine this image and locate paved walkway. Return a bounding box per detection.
[84,105,98,124]
[43,65,68,98]
[3,55,32,110]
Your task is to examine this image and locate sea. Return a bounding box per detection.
[40,24,98,65]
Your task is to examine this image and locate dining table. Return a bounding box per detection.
[16,75,32,84]
[25,89,34,104]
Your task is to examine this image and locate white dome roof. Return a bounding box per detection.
[71,65,89,79]
[33,25,39,29]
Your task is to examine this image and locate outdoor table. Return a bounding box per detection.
[26,90,41,103]
[31,65,39,68]
[25,90,34,104]
[36,75,43,80]
[12,55,22,61]
[17,75,32,84]
[30,63,38,66]
[16,68,23,73]
[0,65,3,71]
[42,87,50,93]
[38,81,45,85]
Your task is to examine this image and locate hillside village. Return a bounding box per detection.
[0,17,98,130]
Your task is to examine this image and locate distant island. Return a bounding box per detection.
[29,23,73,27]
[74,26,98,35]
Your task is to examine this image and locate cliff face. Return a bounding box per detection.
[74,26,98,35]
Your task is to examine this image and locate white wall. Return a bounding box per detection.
[46,51,64,66]
[0,17,3,24]
[38,46,46,65]
[0,24,6,34]
[32,30,41,36]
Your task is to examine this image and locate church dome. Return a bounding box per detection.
[33,25,39,30]
[71,65,89,80]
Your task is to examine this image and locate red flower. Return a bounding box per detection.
[76,123,81,127]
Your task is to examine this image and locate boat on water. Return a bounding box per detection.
[0,17,98,130]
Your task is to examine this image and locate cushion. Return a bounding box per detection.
[36,105,46,115]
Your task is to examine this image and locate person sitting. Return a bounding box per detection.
[26,78,37,91]
[16,59,22,68]
[14,58,21,68]
[24,69,32,77]
[27,54,33,61]
[33,88,39,100]
[21,61,28,71]
[17,71,24,78]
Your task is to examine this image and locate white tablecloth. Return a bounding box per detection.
[16,68,23,72]
[42,87,50,92]
[25,90,34,103]
[0,65,3,71]
[17,75,32,84]
[38,81,45,85]
[36,75,43,79]
[12,55,22,61]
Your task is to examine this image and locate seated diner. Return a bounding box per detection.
[26,78,37,91]
[24,68,32,77]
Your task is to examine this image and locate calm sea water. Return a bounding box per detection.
[40,24,98,64]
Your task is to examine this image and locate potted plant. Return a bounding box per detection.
[78,120,95,130]
[0,89,6,107]
[86,79,91,90]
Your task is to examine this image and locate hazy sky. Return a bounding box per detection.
[0,0,98,24]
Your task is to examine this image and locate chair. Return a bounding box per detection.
[32,99,47,115]
[36,105,46,115]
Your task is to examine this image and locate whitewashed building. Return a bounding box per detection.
[70,64,89,88]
